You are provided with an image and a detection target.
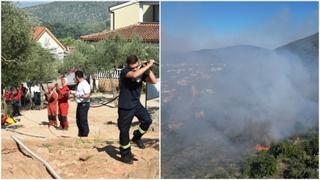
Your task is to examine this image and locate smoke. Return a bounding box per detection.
[161,2,318,177]
[238,8,318,48]
[161,43,318,177]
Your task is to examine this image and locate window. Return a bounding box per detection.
[153,5,159,22]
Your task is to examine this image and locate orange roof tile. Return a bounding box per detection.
[33,26,66,51]
[80,23,159,43]
[33,26,46,40]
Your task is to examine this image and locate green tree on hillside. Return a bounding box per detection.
[241,130,319,179]
[61,36,159,75]
[25,1,117,39]
[2,2,60,88]
[60,36,159,94]
[1,1,33,86]
[59,40,96,75]
[25,43,59,83]
[242,151,277,178]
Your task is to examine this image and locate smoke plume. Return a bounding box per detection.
[161,39,318,177]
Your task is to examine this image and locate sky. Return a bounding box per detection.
[161,1,319,52]
[16,1,52,8]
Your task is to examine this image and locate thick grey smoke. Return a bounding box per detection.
[161,3,318,177]
[161,43,318,177]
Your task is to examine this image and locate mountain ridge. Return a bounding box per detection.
[24,1,119,39]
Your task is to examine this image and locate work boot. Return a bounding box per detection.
[56,126,64,130]
[132,138,145,149]
[121,154,133,164]
[53,121,58,127]
[132,130,145,149]
[120,148,133,164]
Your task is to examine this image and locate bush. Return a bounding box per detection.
[303,133,318,156]
[283,159,306,178]
[303,168,318,178]
[304,156,319,169]
[269,141,306,160]
[242,152,277,178]
[242,130,319,179]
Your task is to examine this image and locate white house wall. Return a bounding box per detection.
[37,32,65,60]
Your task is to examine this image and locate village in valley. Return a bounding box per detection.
[1,1,159,178]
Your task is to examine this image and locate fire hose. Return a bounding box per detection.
[47,126,72,138]
[5,129,46,139]
[141,60,159,66]
[90,95,119,108]
[11,135,62,179]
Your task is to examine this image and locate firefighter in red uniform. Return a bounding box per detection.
[56,77,70,130]
[12,87,22,117]
[4,88,11,104]
[46,85,58,127]
[3,87,11,114]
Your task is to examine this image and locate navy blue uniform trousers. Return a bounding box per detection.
[76,102,90,137]
[118,102,152,150]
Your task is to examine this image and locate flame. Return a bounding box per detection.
[255,144,270,152]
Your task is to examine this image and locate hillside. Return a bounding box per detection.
[24,1,119,39]
[275,33,318,62]
[163,45,273,65]
[276,33,319,102]
[164,33,318,65]
[161,33,318,178]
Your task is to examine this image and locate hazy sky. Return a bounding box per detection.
[16,1,51,8]
[161,1,318,52]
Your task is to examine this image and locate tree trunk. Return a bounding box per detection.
[39,83,45,109]
[92,77,96,93]
[27,83,33,109]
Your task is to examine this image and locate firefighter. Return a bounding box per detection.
[46,85,58,127]
[117,55,157,164]
[20,84,28,107]
[56,77,70,130]
[3,87,11,114]
[12,86,22,117]
[4,87,11,104]
[70,70,91,137]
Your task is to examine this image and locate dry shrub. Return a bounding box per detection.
[98,79,119,92]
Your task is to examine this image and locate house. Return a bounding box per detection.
[109,0,159,30]
[33,26,66,60]
[80,1,159,43]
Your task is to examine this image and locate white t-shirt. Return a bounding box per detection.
[76,80,91,103]
[31,85,41,98]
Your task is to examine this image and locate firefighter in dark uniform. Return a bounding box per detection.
[118,55,157,164]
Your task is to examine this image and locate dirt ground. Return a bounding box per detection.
[1,93,159,179]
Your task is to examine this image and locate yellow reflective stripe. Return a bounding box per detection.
[121,143,131,149]
[138,126,146,134]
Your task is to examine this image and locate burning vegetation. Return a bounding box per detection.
[241,129,318,178]
[161,33,318,178]
[255,144,270,152]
